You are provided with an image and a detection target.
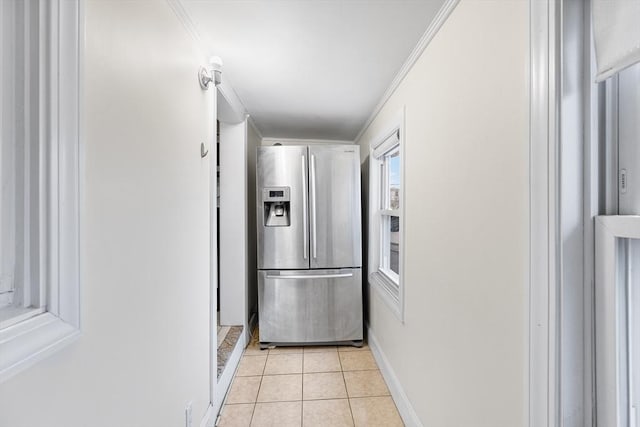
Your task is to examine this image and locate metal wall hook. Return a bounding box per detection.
[201,142,209,158]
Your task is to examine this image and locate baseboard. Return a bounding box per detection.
[367,326,424,427]
[199,403,215,427]
[213,328,247,419]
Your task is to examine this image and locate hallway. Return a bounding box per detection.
[217,333,403,426]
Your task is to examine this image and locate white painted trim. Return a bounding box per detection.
[584,9,600,425]
[165,0,208,57]
[353,0,460,143]
[261,137,353,146]
[0,313,80,382]
[213,331,247,422]
[367,326,422,427]
[209,86,219,412]
[529,0,561,425]
[597,215,640,239]
[217,79,248,124]
[247,116,263,140]
[199,403,215,427]
[595,215,640,427]
[367,108,405,323]
[0,0,82,383]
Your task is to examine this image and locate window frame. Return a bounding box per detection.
[0,0,82,383]
[368,108,405,321]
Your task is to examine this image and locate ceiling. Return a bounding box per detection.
[183,0,447,141]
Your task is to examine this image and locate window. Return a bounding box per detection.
[593,19,640,424]
[368,110,404,320]
[0,0,45,329]
[595,217,640,426]
[0,0,81,382]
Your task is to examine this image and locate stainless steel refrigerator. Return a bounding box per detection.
[257,145,363,348]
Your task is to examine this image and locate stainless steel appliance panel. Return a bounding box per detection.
[258,269,363,343]
[257,146,309,269]
[308,145,362,269]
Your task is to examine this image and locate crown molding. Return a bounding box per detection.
[165,0,209,57]
[247,116,263,140]
[353,0,460,143]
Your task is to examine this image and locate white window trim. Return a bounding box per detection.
[0,0,82,383]
[368,108,405,322]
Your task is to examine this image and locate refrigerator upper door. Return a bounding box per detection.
[257,146,309,269]
[309,145,362,269]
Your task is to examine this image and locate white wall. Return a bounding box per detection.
[246,122,260,323]
[0,1,214,426]
[219,121,248,326]
[357,1,529,426]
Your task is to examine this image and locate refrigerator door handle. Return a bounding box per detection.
[266,273,353,280]
[302,154,309,260]
[310,154,317,259]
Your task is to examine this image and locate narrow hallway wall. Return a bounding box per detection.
[0,1,214,426]
[357,1,529,425]
[246,123,261,325]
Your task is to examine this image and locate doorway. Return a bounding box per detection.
[211,84,260,415]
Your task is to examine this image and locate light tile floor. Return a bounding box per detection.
[217,333,404,427]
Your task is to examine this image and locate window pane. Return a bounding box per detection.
[0,0,41,325]
[387,150,400,209]
[0,137,16,308]
[389,216,400,275]
[0,1,19,310]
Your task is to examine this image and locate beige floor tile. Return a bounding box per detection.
[343,370,390,397]
[304,351,342,373]
[244,340,267,356]
[264,353,303,375]
[339,350,378,371]
[257,374,302,402]
[303,345,338,353]
[338,343,369,352]
[236,355,267,376]
[268,346,304,354]
[251,401,302,427]
[218,404,254,427]
[303,372,348,400]
[303,399,354,427]
[350,396,404,427]
[227,376,262,404]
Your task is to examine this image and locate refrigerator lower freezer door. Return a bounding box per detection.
[258,268,363,345]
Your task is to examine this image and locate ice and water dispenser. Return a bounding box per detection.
[262,187,290,227]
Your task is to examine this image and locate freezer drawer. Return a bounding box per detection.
[258,269,363,344]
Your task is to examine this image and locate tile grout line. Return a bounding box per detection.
[339,348,357,427]
[248,347,264,427]
[247,328,259,426]
[237,368,377,378]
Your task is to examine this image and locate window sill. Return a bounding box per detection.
[0,307,46,330]
[369,271,403,322]
[0,312,80,382]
